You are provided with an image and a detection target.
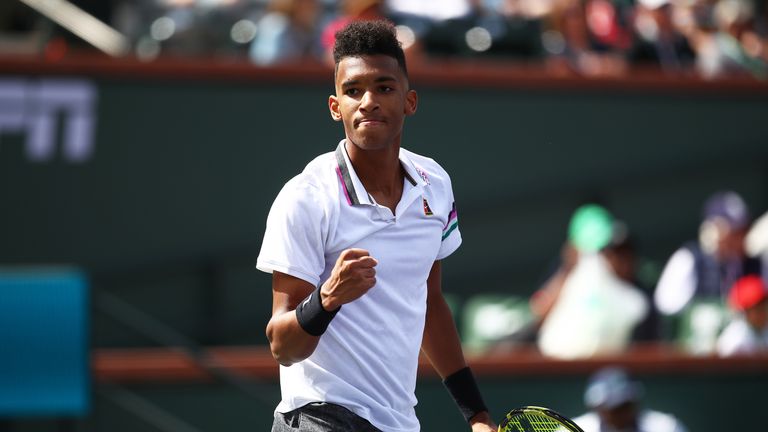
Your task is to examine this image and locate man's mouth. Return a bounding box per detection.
[356,118,385,127]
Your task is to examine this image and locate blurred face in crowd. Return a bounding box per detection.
[561,4,590,47]
[700,217,748,261]
[718,226,748,260]
[720,229,747,258]
[745,298,768,330]
[292,0,320,29]
[329,54,417,152]
[597,401,638,432]
[603,244,635,282]
[651,5,674,33]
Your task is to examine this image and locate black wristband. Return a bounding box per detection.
[295,286,340,336]
[442,366,488,423]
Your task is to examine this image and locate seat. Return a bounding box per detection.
[676,299,732,355]
[461,294,534,353]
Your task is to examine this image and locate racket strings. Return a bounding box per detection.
[502,412,569,432]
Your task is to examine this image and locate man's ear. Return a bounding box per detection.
[329,95,342,121]
[405,89,418,116]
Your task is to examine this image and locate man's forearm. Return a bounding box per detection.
[421,294,467,377]
[266,309,321,366]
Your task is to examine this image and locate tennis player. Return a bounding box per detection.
[257,20,496,432]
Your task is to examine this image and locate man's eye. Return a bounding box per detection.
[380,86,393,92]
[345,89,359,96]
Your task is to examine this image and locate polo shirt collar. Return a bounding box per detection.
[335,140,426,206]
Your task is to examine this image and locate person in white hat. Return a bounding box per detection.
[573,367,688,432]
[654,191,762,317]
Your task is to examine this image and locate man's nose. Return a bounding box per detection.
[360,90,379,111]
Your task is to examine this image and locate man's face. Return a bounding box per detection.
[700,218,748,260]
[603,248,636,283]
[329,54,417,151]
[598,401,638,431]
[719,226,748,260]
[746,298,768,330]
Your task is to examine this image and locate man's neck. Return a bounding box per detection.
[345,140,404,211]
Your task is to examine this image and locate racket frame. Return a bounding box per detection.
[498,405,584,432]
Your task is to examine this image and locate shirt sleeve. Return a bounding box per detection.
[256,178,327,287]
[654,247,697,316]
[436,174,462,260]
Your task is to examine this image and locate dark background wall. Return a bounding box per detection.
[2,68,766,347]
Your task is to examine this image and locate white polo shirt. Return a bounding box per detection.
[257,140,462,432]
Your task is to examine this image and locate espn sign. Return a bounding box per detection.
[0,78,97,163]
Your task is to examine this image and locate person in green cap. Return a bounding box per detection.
[568,204,615,253]
[531,204,650,359]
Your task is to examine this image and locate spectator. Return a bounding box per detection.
[654,191,763,317]
[694,0,768,79]
[746,209,768,270]
[716,274,768,356]
[535,204,649,359]
[495,0,556,20]
[531,204,615,325]
[532,217,660,342]
[629,0,696,74]
[573,367,688,432]
[601,223,662,342]
[542,0,628,77]
[320,0,388,65]
[249,0,323,65]
[386,0,473,22]
[585,0,635,52]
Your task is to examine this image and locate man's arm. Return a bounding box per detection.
[266,271,320,366]
[421,261,496,431]
[653,247,697,316]
[529,243,579,320]
[266,248,377,366]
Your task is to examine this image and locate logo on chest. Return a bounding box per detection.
[423,198,434,216]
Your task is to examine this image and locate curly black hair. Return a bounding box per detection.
[333,20,407,77]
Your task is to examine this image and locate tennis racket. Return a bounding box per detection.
[498,406,584,432]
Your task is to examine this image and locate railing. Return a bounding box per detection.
[93,343,768,382]
[2,53,768,93]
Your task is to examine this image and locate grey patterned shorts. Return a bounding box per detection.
[271,402,382,432]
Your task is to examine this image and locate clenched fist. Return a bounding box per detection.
[320,248,378,310]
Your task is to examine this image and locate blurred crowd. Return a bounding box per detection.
[1,0,767,79]
[527,190,768,359]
